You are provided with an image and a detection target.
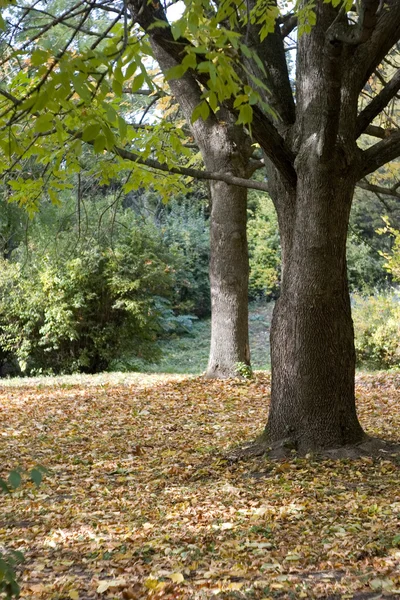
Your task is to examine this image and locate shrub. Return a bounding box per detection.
[378,218,400,282]
[247,194,280,299]
[346,233,386,293]
[352,292,400,369]
[159,198,210,317]
[0,221,176,375]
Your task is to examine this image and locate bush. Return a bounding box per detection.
[347,233,386,293]
[353,292,400,369]
[0,218,176,375]
[159,198,210,317]
[247,194,280,299]
[378,218,400,282]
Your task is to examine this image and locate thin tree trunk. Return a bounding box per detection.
[206,176,250,378]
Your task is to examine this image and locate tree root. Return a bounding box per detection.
[227,435,400,462]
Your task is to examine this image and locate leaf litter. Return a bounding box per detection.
[0,371,399,599]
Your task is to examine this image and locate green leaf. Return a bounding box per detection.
[131,72,145,93]
[82,123,101,142]
[118,116,127,140]
[208,91,218,112]
[237,103,253,125]
[171,21,183,41]
[125,61,137,80]
[101,124,115,149]
[8,470,22,489]
[240,43,253,59]
[191,101,210,123]
[103,103,118,124]
[34,113,54,133]
[30,49,49,66]
[32,91,49,112]
[393,534,400,546]
[187,11,199,34]
[94,135,107,153]
[114,66,124,84]
[72,76,91,102]
[29,468,42,487]
[182,52,197,71]
[112,78,123,96]
[166,64,188,81]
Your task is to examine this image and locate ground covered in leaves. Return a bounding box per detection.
[1,372,400,600]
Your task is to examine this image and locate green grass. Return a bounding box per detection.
[142,301,274,375]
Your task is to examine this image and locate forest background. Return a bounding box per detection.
[1,158,400,377]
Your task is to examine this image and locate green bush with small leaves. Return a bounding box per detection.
[247,194,280,299]
[0,215,176,375]
[353,292,400,369]
[159,198,211,317]
[378,218,400,283]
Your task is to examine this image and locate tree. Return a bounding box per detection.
[1,0,400,450]
[130,5,255,378]
[126,0,400,450]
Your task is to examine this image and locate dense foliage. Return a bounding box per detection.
[1,180,399,375]
[353,292,400,369]
[247,194,280,299]
[0,195,177,375]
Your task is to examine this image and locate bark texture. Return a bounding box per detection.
[265,161,366,451]
[262,2,371,451]
[207,172,250,378]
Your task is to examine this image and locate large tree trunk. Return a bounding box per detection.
[263,151,366,451]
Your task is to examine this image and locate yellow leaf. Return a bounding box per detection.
[168,572,184,583]
[96,579,126,594]
[226,582,244,590]
[97,581,111,594]
[144,578,159,590]
[69,591,79,600]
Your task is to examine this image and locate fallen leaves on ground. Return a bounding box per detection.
[0,371,399,599]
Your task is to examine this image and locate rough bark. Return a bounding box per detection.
[264,157,366,452]
[260,1,369,452]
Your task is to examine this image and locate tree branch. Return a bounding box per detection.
[243,0,296,126]
[363,124,392,139]
[356,178,400,200]
[114,145,269,192]
[251,106,296,187]
[280,15,297,38]
[359,129,400,178]
[351,0,400,92]
[127,0,297,187]
[327,0,380,46]
[356,68,400,137]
